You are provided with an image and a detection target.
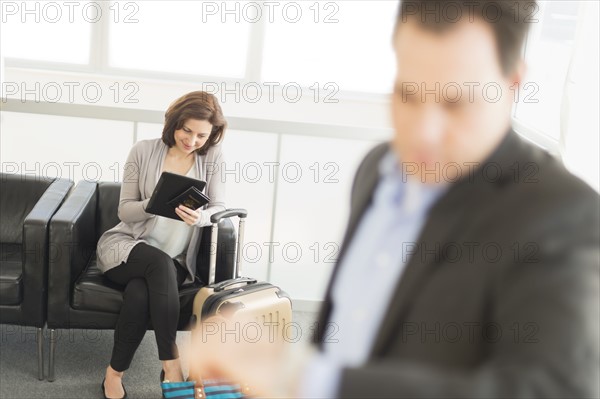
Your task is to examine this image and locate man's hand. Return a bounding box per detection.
[184,315,314,398]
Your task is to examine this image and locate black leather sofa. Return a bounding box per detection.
[47,180,236,381]
[0,173,73,380]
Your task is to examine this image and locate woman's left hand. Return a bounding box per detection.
[175,205,202,226]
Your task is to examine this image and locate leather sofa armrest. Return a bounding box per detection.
[48,181,97,328]
[21,177,74,327]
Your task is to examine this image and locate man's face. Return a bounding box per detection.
[391,18,523,184]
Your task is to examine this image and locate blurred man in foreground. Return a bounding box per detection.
[191,1,600,397]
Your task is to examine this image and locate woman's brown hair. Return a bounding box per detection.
[162,91,227,155]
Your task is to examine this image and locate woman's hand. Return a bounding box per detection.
[175,205,202,226]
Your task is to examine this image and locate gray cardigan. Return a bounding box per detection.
[96,138,226,284]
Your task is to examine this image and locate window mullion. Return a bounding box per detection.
[88,0,110,74]
[244,4,268,83]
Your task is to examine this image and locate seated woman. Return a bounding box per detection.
[96,91,227,399]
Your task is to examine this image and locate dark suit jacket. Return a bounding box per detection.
[313,130,600,398]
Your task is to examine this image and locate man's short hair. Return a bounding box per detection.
[395,0,537,75]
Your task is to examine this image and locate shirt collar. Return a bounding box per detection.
[377,146,449,212]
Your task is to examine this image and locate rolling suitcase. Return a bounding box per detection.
[190,209,293,340]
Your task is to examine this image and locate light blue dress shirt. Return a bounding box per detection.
[301,148,447,398]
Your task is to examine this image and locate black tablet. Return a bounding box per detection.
[146,171,210,221]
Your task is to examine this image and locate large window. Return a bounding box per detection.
[0,0,92,64]
[261,1,397,93]
[1,0,398,95]
[514,1,581,141]
[108,1,252,78]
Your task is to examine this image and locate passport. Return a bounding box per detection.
[167,186,210,210]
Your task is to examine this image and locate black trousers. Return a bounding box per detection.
[104,242,188,372]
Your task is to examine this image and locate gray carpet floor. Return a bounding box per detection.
[0,311,317,399]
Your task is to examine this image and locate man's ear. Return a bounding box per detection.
[509,59,527,88]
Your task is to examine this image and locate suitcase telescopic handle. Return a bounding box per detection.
[208,208,248,285]
[210,209,248,223]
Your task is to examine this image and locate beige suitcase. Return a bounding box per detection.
[190,209,292,342]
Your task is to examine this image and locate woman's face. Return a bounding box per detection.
[173,119,213,155]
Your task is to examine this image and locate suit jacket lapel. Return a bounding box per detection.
[368,130,520,358]
[367,180,477,357]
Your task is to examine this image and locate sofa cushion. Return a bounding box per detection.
[72,254,125,313]
[0,243,23,305]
